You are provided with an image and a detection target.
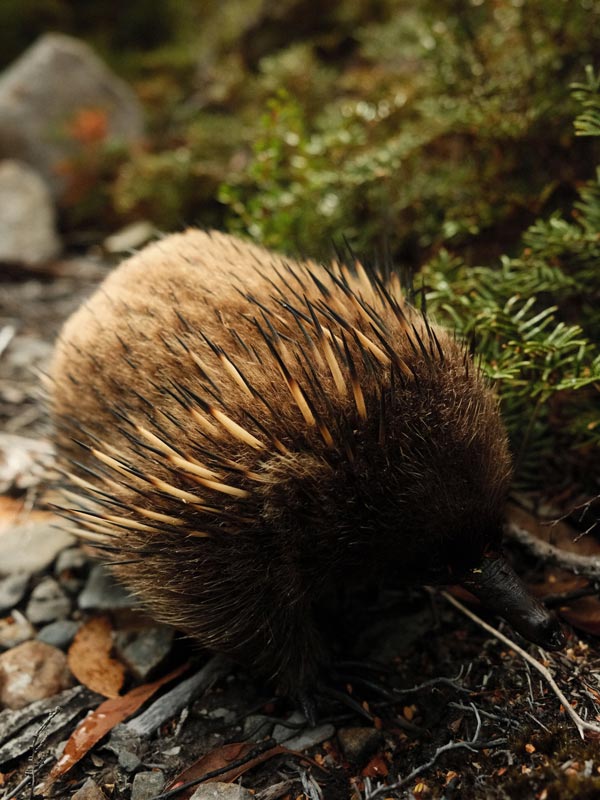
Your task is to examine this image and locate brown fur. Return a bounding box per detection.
[51,230,512,692]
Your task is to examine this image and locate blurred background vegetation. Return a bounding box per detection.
[3,0,599,495]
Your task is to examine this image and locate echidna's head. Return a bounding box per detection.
[338,352,565,651]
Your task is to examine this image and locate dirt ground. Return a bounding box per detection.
[1,259,600,800]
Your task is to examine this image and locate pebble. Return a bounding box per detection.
[272,711,305,743]
[243,714,274,741]
[37,619,80,650]
[0,573,29,614]
[55,547,89,575]
[0,33,143,198]
[0,520,74,574]
[104,221,155,254]
[55,547,89,594]
[0,640,73,709]
[118,748,141,772]
[71,778,106,799]
[337,726,382,763]
[205,706,236,725]
[272,711,334,752]
[26,577,71,623]
[79,564,136,610]
[190,783,252,800]
[113,624,174,681]
[0,160,60,265]
[0,610,35,649]
[281,723,335,753]
[131,770,165,800]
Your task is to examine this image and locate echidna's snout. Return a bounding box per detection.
[461,554,566,650]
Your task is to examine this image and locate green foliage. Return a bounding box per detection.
[421,68,600,489]
[5,2,599,491]
[219,0,600,260]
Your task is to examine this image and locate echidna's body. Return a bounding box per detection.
[51,230,563,693]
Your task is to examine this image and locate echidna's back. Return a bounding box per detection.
[51,229,513,691]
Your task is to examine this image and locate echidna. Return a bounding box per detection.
[50,229,564,697]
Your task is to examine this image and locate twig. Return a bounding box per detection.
[439,589,600,739]
[3,757,53,800]
[392,674,470,696]
[366,735,506,798]
[505,519,600,580]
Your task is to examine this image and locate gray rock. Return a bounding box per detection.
[0,640,73,710]
[190,783,252,800]
[113,624,174,681]
[243,714,274,741]
[71,778,106,800]
[337,726,382,763]
[104,221,155,254]
[0,519,74,575]
[55,547,89,576]
[0,609,35,649]
[281,723,335,753]
[117,748,141,772]
[0,33,143,198]
[205,706,236,725]
[37,619,80,650]
[131,770,165,800]
[26,577,71,623]
[0,433,54,493]
[273,710,334,751]
[0,572,29,614]
[0,160,60,265]
[272,711,306,744]
[55,547,89,594]
[79,564,136,610]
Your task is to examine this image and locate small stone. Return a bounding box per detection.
[0,520,74,575]
[118,748,141,772]
[104,221,155,253]
[79,564,136,610]
[0,609,35,649]
[37,620,80,650]
[272,710,334,751]
[337,726,382,763]
[0,160,60,266]
[0,433,54,493]
[131,770,165,800]
[0,573,29,614]
[71,778,106,799]
[55,547,88,594]
[243,714,274,741]
[0,33,143,198]
[26,577,71,623]
[272,711,305,743]
[113,625,174,680]
[205,706,236,725]
[55,547,89,577]
[0,640,73,709]
[282,723,335,753]
[190,783,252,800]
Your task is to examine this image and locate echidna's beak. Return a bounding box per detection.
[461,554,566,650]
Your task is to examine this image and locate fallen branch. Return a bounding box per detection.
[439,589,600,739]
[505,519,600,580]
[366,704,506,799]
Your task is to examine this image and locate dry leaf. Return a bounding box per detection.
[361,753,388,778]
[166,740,324,799]
[559,597,600,636]
[508,504,600,558]
[43,662,188,790]
[67,616,125,698]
